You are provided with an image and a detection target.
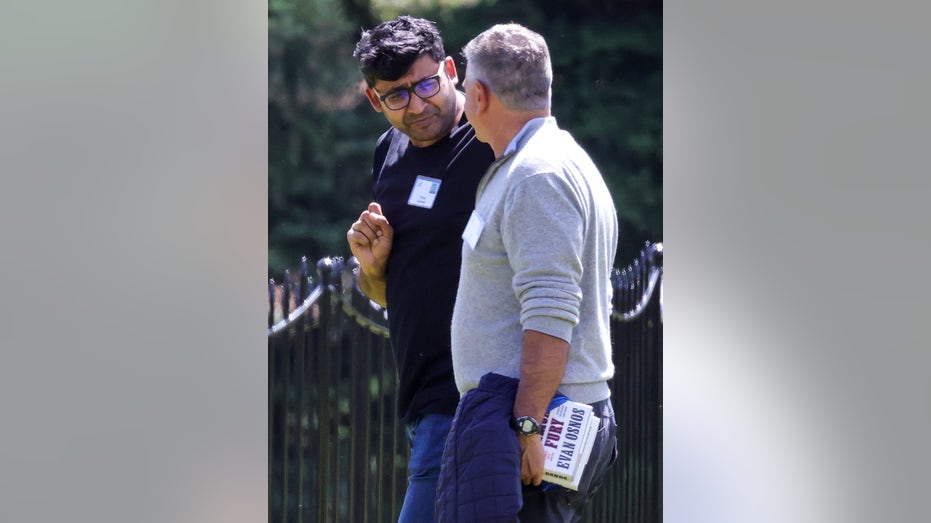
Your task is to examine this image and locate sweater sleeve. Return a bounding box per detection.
[501,170,584,343]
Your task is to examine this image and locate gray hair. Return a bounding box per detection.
[462,23,552,112]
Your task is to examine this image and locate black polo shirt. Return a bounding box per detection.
[370,115,494,423]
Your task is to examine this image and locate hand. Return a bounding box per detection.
[518,434,545,486]
[346,202,393,278]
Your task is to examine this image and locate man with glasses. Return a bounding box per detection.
[346,15,494,523]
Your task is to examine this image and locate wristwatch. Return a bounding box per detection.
[511,415,541,437]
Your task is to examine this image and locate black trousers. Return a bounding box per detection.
[518,397,618,522]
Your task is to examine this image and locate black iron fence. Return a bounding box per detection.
[269,243,663,522]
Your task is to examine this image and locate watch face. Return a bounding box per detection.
[515,416,538,435]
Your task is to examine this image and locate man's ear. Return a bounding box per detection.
[443,56,459,87]
[473,80,489,113]
[364,87,384,113]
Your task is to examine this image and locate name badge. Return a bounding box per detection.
[407,175,442,209]
[462,210,485,250]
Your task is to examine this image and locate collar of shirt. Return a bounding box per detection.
[477,116,557,197]
[502,116,556,157]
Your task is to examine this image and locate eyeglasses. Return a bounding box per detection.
[374,66,444,111]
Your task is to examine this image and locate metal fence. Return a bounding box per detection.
[269,243,663,522]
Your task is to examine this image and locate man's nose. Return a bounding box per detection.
[407,93,429,113]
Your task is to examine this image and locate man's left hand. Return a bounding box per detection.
[518,434,545,486]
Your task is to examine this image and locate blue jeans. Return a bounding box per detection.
[398,414,454,523]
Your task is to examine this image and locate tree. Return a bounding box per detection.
[269,0,662,275]
[268,0,383,276]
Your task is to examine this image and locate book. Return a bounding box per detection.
[539,398,600,490]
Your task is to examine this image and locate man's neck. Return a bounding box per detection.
[490,109,550,158]
[453,90,466,126]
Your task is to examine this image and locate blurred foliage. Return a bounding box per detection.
[268,0,380,275]
[269,0,661,277]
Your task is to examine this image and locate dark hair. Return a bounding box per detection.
[353,16,446,86]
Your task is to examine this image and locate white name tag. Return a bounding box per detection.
[462,210,485,250]
[407,175,442,209]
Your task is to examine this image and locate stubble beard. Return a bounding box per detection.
[404,96,457,146]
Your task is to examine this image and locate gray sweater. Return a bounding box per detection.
[450,117,619,405]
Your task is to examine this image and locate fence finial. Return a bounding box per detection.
[317,256,345,290]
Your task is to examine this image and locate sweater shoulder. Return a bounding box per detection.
[513,126,589,175]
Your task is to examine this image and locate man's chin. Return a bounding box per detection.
[407,116,438,133]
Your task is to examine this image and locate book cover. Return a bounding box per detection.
[539,399,600,490]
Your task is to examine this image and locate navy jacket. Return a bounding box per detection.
[436,373,523,522]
